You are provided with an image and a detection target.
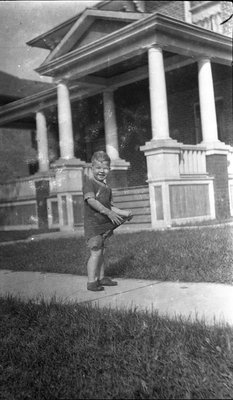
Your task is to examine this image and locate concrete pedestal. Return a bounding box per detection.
[140,139,181,228]
[51,158,86,231]
[140,139,181,181]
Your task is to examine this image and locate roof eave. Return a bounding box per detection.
[36,13,232,78]
[26,1,119,49]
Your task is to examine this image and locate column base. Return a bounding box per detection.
[32,170,53,179]
[110,158,130,170]
[201,141,229,155]
[140,139,182,180]
[141,138,181,151]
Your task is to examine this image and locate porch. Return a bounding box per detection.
[0,12,232,232]
[1,143,232,232]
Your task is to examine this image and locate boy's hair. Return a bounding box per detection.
[91,151,111,164]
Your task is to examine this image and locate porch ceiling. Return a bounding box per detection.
[89,50,174,79]
[35,13,232,81]
[0,58,231,127]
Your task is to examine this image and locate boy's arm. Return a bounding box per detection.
[87,198,124,225]
[111,206,133,220]
[109,189,133,220]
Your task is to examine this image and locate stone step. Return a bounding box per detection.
[113,192,149,202]
[113,199,150,209]
[118,206,151,215]
[123,214,151,224]
[112,185,151,229]
[112,185,149,195]
[117,222,152,233]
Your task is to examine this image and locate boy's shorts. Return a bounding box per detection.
[87,230,113,251]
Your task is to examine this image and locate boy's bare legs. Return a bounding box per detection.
[96,249,105,281]
[87,249,104,291]
[96,248,118,286]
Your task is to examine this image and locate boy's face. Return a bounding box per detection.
[92,160,110,182]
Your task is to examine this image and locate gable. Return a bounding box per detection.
[41,9,149,66]
[69,19,132,53]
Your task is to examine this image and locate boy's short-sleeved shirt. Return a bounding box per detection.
[83,176,115,239]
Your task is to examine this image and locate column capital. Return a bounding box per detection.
[148,44,163,52]
[56,79,69,87]
[103,88,114,94]
[197,57,212,65]
[35,109,44,116]
[35,109,48,118]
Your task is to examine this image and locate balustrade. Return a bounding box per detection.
[83,163,93,182]
[0,172,56,202]
[179,145,207,175]
[0,177,36,202]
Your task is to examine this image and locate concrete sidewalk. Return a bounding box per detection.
[1,269,233,326]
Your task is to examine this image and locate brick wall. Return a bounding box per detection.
[168,87,199,144]
[206,154,230,219]
[115,80,151,186]
[0,128,37,182]
[214,79,233,146]
[168,77,232,146]
[145,0,185,21]
[220,1,233,37]
[112,70,231,186]
[0,125,59,183]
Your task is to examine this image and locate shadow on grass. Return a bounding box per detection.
[106,255,135,277]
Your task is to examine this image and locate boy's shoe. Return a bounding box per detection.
[87,281,104,291]
[98,277,118,286]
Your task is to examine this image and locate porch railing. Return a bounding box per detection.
[83,163,93,181]
[179,145,207,175]
[0,176,36,202]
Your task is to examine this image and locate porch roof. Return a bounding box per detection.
[0,12,231,126]
[36,12,232,80]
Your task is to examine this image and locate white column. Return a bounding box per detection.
[57,82,74,159]
[198,58,219,143]
[103,90,120,160]
[148,46,170,140]
[36,111,49,172]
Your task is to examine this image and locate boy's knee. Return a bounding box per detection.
[87,235,104,251]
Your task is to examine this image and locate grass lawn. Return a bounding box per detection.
[0,228,59,243]
[0,226,233,285]
[1,296,233,399]
[1,226,233,399]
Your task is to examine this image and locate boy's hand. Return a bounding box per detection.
[126,210,133,221]
[107,210,124,225]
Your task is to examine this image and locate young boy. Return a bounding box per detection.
[83,151,133,291]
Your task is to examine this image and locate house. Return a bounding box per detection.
[0,71,54,181]
[0,0,232,232]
